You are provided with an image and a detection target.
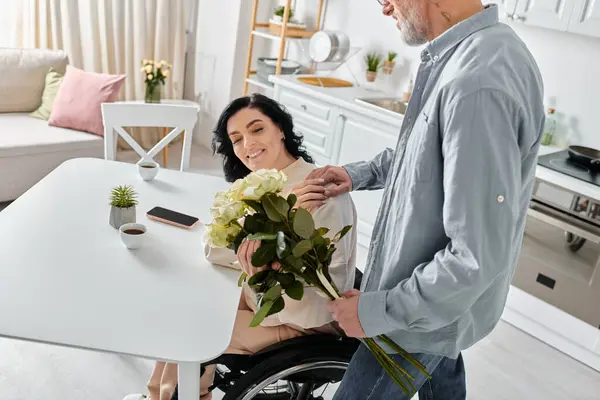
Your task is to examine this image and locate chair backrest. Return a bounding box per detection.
[101,102,198,129]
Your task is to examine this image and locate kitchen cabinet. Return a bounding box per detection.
[334,112,399,248]
[482,0,518,20]
[513,0,575,31]
[567,0,600,37]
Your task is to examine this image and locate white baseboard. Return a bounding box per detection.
[501,286,600,372]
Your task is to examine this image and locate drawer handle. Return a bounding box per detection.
[300,104,307,111]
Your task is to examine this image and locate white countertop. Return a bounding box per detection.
[536,145,600,201]
[270,75,404,127]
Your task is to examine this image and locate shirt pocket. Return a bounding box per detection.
[405,114,433,183]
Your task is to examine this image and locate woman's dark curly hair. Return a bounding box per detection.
[212,93,314,182]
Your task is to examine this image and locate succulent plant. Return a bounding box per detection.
[387,51,398,62]
[110,185,138,208]
[365,52,383,72]
[274,6,294,20]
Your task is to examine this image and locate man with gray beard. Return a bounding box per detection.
[306,0,545,398]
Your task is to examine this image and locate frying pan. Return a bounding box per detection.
[567,146,600,171]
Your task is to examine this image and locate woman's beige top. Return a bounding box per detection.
[204,158,357,330]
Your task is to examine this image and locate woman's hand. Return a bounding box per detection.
[237,239,282,276]
[289,179,328,212]
[237,240,267,277]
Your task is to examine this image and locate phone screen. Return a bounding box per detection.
[147,206,199,228]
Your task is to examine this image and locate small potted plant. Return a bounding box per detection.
[141,59,172,103]
[365,52,382,82]
[109,185,138,229]
[383,51,398,74]
[272,5,294,22]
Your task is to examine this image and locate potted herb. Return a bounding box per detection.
[141,59,172,103]
[109,185,138,229]
[383,51,398,74]
[273,5,294,22]
[365,52,382,82]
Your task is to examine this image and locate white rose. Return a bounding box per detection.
[163,69,169,77]
[212,191,230,208]
[211,201,246,226]
[203,223,241,248]
[147,74,153,80]
[228,178,247,202]
[241,169,286,200]
[145,65,153,73]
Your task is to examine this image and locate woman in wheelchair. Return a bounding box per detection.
[125,94,358,400]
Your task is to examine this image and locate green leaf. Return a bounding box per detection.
[293,240,313,257]
[267,296,285,316]
[285,280,304,300]
[249,300,274,327]
[242,199,266,215]
[263,284,282,302]
[276,231,287,258]
[231,231,246,253]
[269,194,290,216]
[247,269,271,286]
[334,225,353,242]
[262,194,284,222]
[251,243,277,267]
[293,208,315,239]
[246,233,278,241]
[275,272,295,287]
[264,220,278,234]
[283,255,305,272]
[287,193,297,208]
[315,227,330,237]
[237,272,248,287]
[243,214,266,234]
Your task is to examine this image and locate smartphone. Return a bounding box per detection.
[146,206,200,229]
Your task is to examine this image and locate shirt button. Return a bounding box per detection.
[497,195,505,203]
[433,55,439,62]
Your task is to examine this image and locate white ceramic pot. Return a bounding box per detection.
[119,223,147,250]
[137,160,159,181]
[109,206,136,229]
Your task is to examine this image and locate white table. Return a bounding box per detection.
[0,158,241,400]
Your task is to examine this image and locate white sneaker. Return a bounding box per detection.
[122,395,148,400]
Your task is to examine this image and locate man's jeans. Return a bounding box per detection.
[333,344,466,400]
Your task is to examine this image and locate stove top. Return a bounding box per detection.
[538,150,600,187]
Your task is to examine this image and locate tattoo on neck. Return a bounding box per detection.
[441,11,451,22]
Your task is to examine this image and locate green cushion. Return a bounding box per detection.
[30,68,64,120]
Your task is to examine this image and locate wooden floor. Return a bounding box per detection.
[1,145,599,399]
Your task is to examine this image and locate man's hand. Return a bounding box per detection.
[237,240,281,276]
[327,289,367,338]
[305,166,353,198]
[289,179,327,212]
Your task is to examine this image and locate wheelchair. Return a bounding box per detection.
[173,269,363,400]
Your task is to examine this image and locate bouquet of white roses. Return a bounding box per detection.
[203,169,430,395]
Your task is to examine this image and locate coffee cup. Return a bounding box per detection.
[119,223,147,249]
[137,161,159,181]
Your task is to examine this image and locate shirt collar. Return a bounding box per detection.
[421,4,499,63]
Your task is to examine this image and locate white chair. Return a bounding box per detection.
[101,101,199,171]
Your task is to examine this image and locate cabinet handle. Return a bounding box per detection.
[505,12,514,19]
[512,14,525,21]
[338,113,346,119]
[300,104,307,111]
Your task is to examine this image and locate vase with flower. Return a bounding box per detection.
[141,59,172,103]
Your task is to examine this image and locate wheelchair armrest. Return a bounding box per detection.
[252,334,360,363]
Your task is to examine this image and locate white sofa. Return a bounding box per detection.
[0,48,104,202]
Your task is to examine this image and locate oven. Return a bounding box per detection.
[513,179,600,329]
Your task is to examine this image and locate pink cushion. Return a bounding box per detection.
[48,65,126,136]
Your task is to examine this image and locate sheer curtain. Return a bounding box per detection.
[13,0,190,149]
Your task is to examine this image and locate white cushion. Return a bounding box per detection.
[0,48,69,113]
[0,113,102,158]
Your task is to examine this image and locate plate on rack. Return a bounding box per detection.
[309,31,351,63]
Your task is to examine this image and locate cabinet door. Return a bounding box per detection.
[567,0,600,37]
[513,0,576,31]
[335,112,400,248]
[482,0,519,20]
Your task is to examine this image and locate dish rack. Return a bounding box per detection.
[243,0,326,95]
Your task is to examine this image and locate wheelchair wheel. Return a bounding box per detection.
[222,349,351,400]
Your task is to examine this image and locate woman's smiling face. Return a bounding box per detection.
[227,107,290,172]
